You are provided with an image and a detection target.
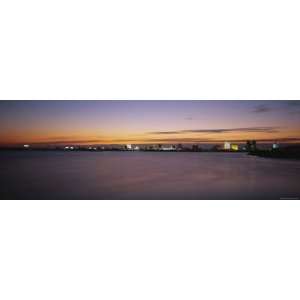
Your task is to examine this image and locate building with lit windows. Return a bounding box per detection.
[231,144,239,151]
[162,145,176,151]
[224,142,231,150]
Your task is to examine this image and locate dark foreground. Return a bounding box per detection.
[249,147,300,159]
[1,151,299,199]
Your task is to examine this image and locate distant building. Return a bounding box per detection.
[64,146,74,150]
[224,142,231,150]
[151,145,159,151]
[211,145,221,151]
[162,145,175,151]
[23,144,30,148]
[231,144,239,151]
[144,145,153,151]
[272,142,279,150]
[246,140,257,152]
[177,144,183,151]
[192,144,202,151]
[133,146,140,151]
[126,144,132,150]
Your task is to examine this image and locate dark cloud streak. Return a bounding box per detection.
[252,104,272,113]
[144,137,300,143]
[148,126,279,135]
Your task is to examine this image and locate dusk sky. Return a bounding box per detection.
[0,100,300,146]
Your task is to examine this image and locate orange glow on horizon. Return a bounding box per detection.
[1,128,300,146]
[1,101,299,146]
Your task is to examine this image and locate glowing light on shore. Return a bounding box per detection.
[231,144,239,151]
[224,142,231,150]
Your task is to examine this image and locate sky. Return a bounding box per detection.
[0,100,300,146]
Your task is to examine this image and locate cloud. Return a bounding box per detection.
[252,101,300,114]
[285,101,300,107]
[148,126,279,135]
[144,137,300,143]
[30,139,103,145]
[284,101,300,114]
[252,104,272,113]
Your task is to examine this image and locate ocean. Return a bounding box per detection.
[0,151,299,199]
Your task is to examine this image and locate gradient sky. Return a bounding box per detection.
[0,100,300,146]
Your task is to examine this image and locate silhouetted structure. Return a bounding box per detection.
[177,144,183,151]
[192,144,203,152]
[249,145,300,159]
[246,140,257,152]
[210,145,220,152]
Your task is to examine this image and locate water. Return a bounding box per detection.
[0,151,299,199]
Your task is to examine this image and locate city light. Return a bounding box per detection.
[162,145,176,151]
[224,142,231,150]
[231,144,239,151]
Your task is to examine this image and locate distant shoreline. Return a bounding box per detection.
[1,147,300,159]
[0,148,244,153]
[249,149,300,160]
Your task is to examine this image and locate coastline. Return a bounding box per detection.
[248,149,300,160]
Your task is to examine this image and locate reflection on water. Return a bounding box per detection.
[0,151,299,199]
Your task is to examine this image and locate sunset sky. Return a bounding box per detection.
[0,100,299,146]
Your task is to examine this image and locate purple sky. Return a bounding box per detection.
[0,100,299,145]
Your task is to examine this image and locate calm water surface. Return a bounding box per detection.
[0,151,299,199]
